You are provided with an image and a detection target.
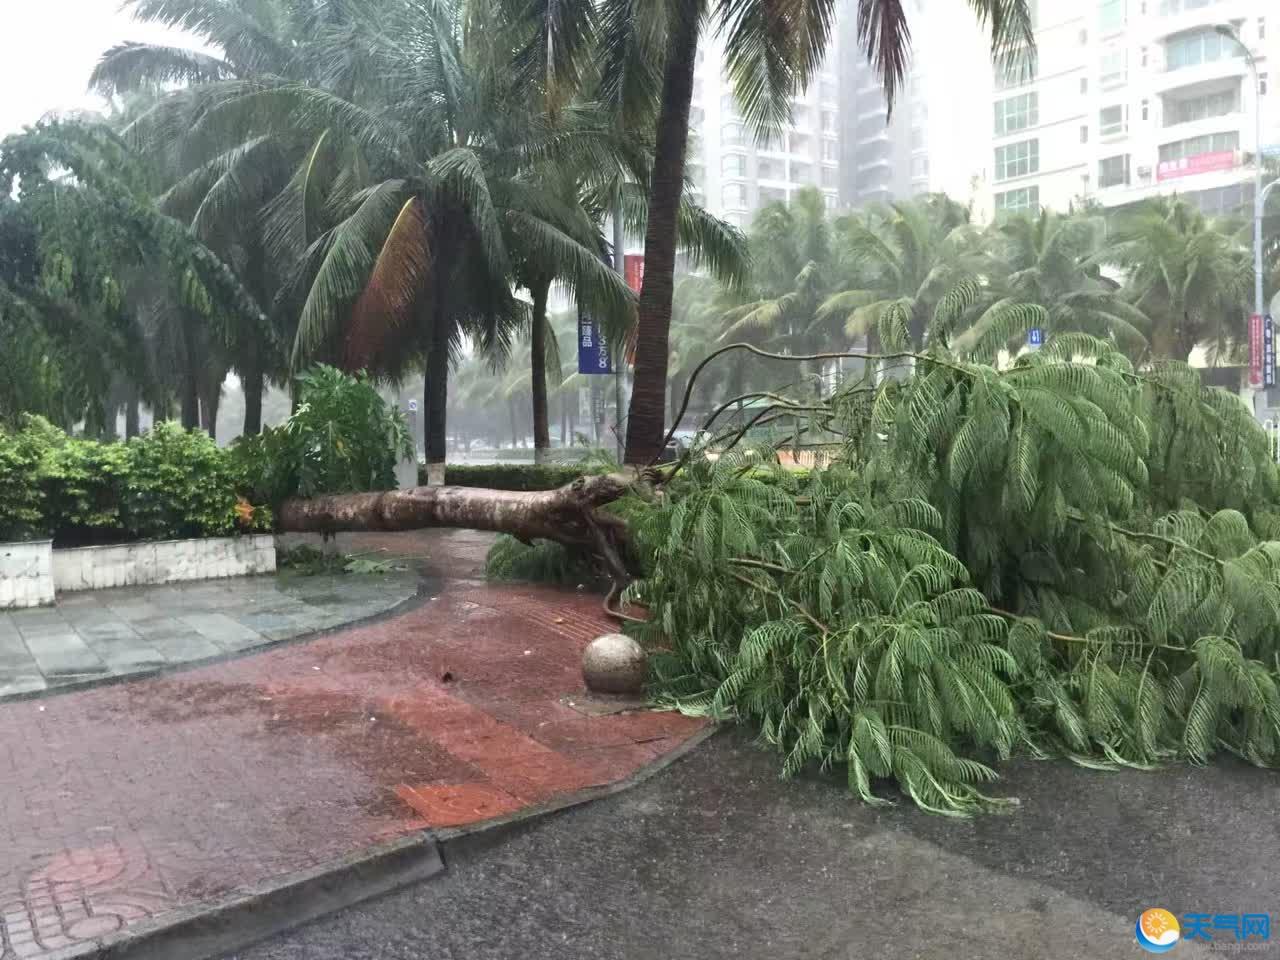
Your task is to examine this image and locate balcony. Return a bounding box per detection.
[1153,55,1249,94]
[1151,0,1250,41]
[857,156,893,177]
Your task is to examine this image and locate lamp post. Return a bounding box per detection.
[1216,24,1271,325]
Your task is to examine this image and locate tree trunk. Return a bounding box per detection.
[199,379,220,442]
[621,4,700,465]
[423,297,450,486]
[125,389,140,439]
[278,473,631,549]
[530,277,552,465]
[1151,318,1180,361]
[181,378,199,430]
[242,356,264,437]
[508,395,519,448]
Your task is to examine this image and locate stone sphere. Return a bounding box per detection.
[582,633,647,695]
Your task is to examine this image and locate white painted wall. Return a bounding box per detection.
[0,541,54,609]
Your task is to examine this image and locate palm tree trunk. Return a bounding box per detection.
[1151,319,1180,361]
[180,378,199,430]
[423,318,450,485]
[530,277,552,465]
[199,379,220,442]
[242,353,264,436]
[621,4,700,465]
[508,395,519,447]
[125,389,140,439]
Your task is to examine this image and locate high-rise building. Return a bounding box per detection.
[975,0,1279,218]
[687,28,844,227]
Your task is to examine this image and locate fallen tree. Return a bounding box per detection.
[278,471,637,572]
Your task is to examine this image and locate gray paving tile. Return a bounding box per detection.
[103,601,164,622]
[21,631,108,678]
[178,612,264,650]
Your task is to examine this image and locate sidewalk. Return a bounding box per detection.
[0,542,705,959]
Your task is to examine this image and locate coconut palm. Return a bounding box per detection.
[956,208,1148,357]
[1103,196,1252,362]
[508,0,1036,464]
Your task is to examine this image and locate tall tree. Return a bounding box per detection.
[519,0,1036,464]
[1103,196,1251,362]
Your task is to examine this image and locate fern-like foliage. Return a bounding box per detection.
[631,334,1280,813]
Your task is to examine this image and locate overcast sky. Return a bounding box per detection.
[0,2,197,135]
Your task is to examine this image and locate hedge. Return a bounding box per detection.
[420,463,609,491]
[0,417,264,545]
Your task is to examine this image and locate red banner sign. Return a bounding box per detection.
[1156,150,1236,182]
[1250,313,1264,386]
[624,254,645,294]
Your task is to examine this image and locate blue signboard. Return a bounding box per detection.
[1266,316,1276,388]
[577,314,613,375]
[1028,328,1044,347]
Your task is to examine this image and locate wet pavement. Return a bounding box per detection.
[0,572,419,700]
[235,727,1275,960]
[0,553,704,959]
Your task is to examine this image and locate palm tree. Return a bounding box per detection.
[118,0,636,478]
[512,0,1036,464]
[1103,196,1252,362]
[958,208,1148,357]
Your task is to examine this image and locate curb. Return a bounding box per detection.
[46,833,444,960]
[43,723,718,960]
[0,572,434,706]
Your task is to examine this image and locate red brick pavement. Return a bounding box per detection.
[0,577,705,958]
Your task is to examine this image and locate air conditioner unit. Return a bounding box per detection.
[1137,165,1153,178]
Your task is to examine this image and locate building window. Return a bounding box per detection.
[1081,124,1090,143]
[821,138,838,162]
[1157,0,1219,12]
[1100,48,1127,88]
[823,192,839,212]
[1158,131,1240,163]
[722,123,745,146]
[911,126,925,149]
[759,157,786,179]
[994,92,1039,135]
[1100,104,1128,137]
[994,51,1037,89]
[788,132,812,153]
[1164,29,1240,71]
[790,162,814,184]
[911,155,930,178]
[1099,154,1131,188]
[721,154,747,177]
[1142,98,1150,120]
[1100,0,1126,33]
[722,183,747,209]
[1080,28,1088,44]
[820,79,838,102]
[759,186,787,206]
[821,166,838,187]
[821,111,837,133]
[1261,73,1269,96]
[994,139,1040,180]
[791,105,811,127]
[1081,77,1089,94]
[994,185,1040,213]
[1141,46,1148,67]
[1165,88,1239,125]
[1260,17,1266,40]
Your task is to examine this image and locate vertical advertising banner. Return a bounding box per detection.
[577,313,613,375]
[1250,314,1264,386]
[624,254,645,294]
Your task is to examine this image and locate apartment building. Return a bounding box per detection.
[687,30,844,229]
[984,0,1279,218]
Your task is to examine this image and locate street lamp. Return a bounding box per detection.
[1216,23,1276,327]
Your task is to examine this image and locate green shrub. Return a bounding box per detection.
[118,423,242,540]
[433,463,609,491]
[235,365,412,504]
[484,534,598,584]
[40,434,131,540]
[0,425,46,541]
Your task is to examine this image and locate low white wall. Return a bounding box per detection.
[0,540,54,609]
[52,534,277,592]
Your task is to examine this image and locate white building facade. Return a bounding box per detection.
[978,0,1279,218]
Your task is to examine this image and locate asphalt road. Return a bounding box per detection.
[231,727,1278,960]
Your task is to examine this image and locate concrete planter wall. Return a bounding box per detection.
[53,534,277,593]
[0,535,277,608]
[0,540,55,609]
